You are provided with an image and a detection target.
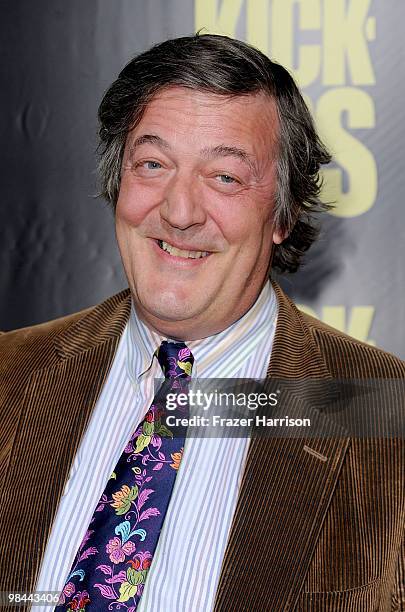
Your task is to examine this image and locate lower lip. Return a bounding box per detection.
[152,240,212,267]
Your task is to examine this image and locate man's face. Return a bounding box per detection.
[116,86,283,340]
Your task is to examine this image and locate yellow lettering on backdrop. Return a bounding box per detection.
[318,88,377,217]
[195,0,375,88]
[247,0,269,54]
[323,0,376,86]
[195,0,269,53]
[271,0,321,87]
[298,305,376,345]
[195,0,244,36]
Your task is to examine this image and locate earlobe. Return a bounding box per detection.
[272,229,287,245]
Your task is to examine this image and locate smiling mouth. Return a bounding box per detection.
[157,240,211,259]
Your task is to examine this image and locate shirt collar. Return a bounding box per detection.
[126,304,164,385]
[126,280,277,383]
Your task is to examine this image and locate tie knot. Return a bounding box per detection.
[156,341,194,379]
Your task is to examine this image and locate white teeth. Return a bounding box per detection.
[159,241,209,259]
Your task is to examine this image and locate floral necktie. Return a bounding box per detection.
[56,341,194,612]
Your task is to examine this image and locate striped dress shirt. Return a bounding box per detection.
[36,281,278,611]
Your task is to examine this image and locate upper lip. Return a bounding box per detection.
[154,238,213,252]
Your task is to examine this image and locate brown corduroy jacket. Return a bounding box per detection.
[0,282,404,611]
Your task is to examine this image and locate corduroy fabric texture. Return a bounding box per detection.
[0,281,404,611]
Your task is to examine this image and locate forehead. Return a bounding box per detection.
[129,86,279,156]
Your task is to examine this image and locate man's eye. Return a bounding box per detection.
[144,161,162,170]
[217,174,237,184]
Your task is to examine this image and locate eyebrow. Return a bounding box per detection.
[129,134,257,173]
[129,134,170,154]
[200,144,257,173]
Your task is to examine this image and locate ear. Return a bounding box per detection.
[272,228,288,244]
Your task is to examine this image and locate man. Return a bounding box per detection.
[0,34,404,611]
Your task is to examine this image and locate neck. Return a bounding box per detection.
[133,284,269,341]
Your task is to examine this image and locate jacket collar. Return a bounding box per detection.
[54,281,331,379]
[55,288,131,359]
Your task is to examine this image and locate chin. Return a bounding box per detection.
[137,288,200,323]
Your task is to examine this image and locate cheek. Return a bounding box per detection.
[116,175,160,227]
[209,195,273,249]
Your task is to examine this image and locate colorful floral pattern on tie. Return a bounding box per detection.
[56,342,194,611]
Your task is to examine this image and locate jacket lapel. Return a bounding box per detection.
[213,282,351,611]
[0,292,131,593]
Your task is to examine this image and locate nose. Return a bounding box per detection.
[160,172,207,230]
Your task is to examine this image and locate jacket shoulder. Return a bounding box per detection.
[0,289,131,373]
[300,310,405,378]
[0,305,93,364]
